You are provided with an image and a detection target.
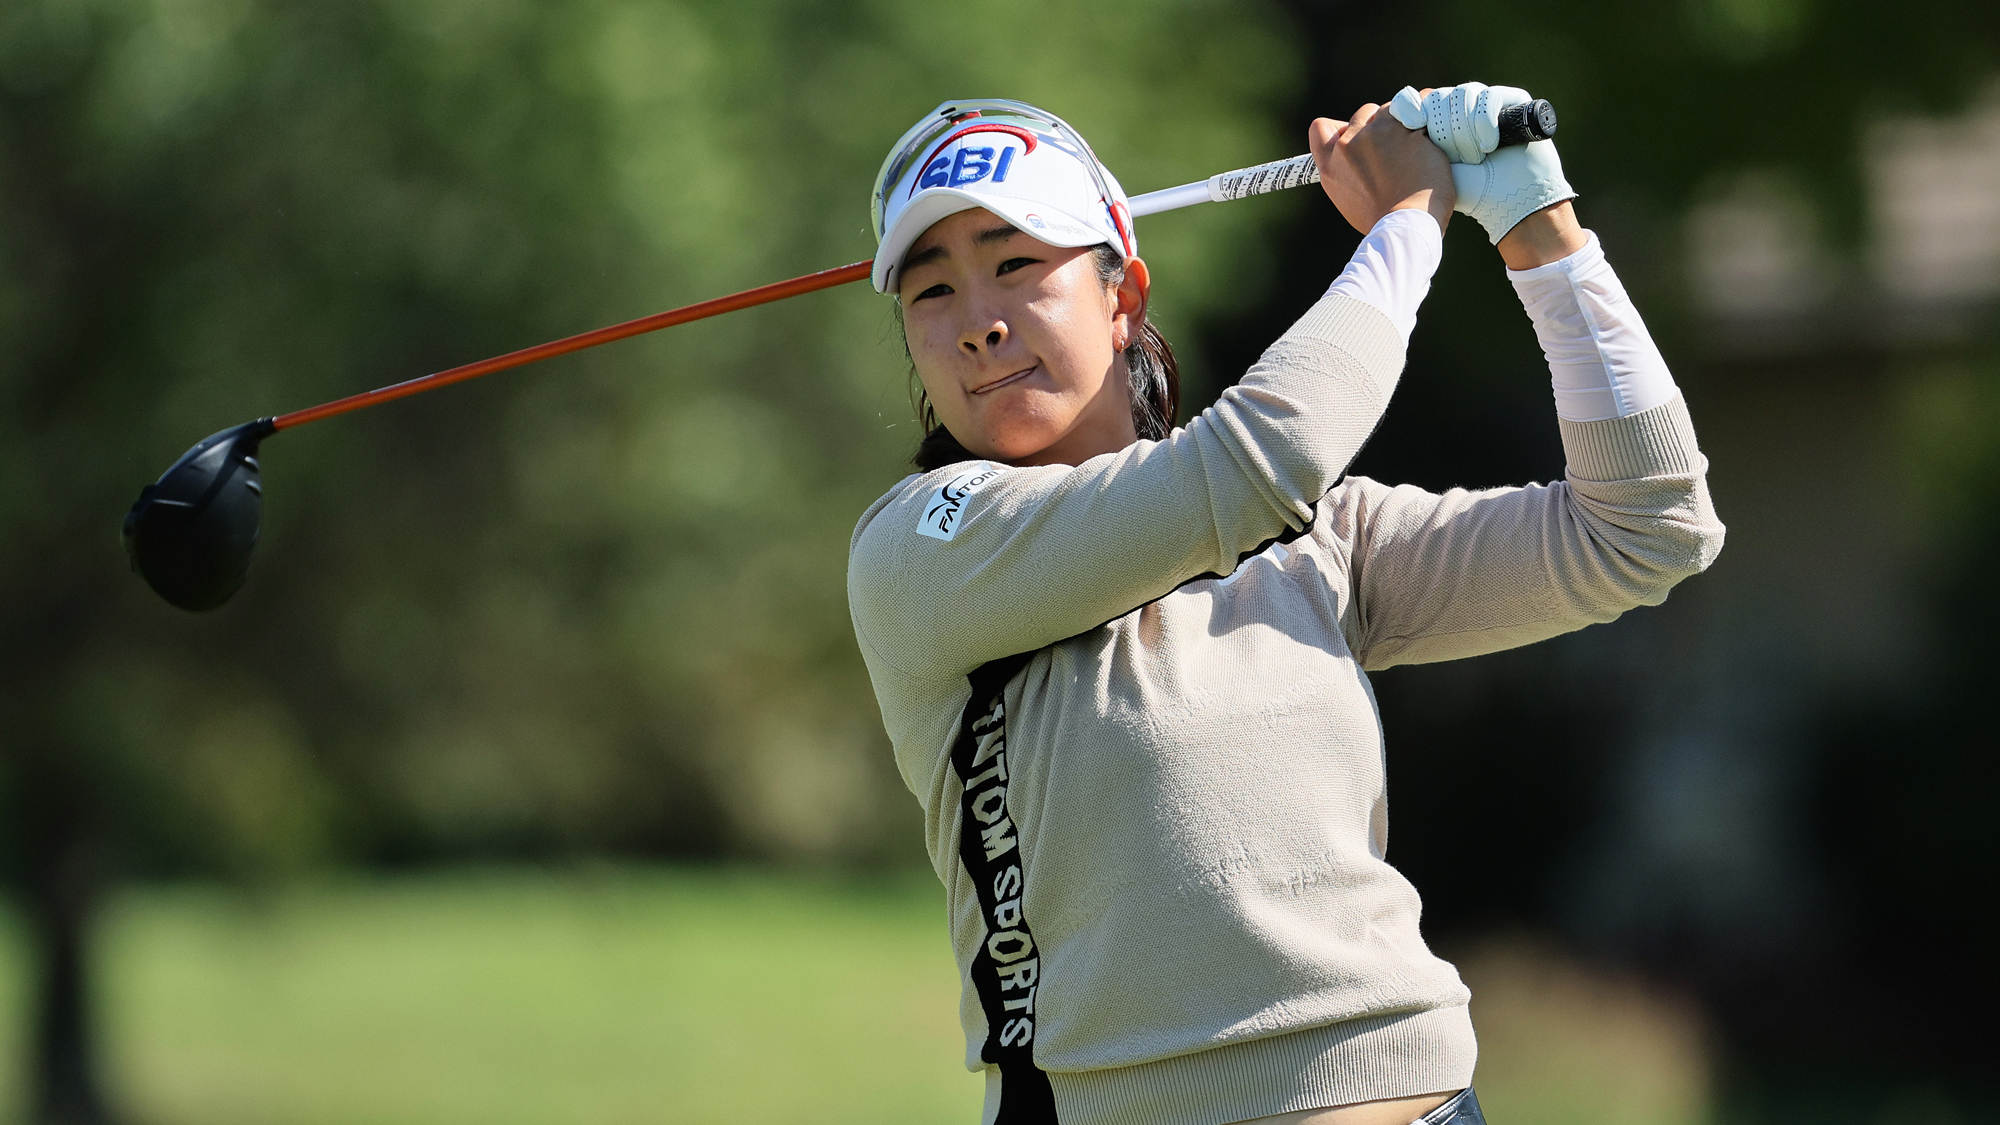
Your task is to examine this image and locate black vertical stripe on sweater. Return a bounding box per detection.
[953,652,1056,1123]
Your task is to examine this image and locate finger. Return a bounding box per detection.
[1470,86,1501,154]
[1422,87,1456,161]
[1447,82,1488,164]
[1309,117,1345,150]
[1387,86,1426,130]
[1343,103,1379,141]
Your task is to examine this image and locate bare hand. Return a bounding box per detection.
[1310,101,1454,235]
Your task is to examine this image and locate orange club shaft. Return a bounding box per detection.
[272,259,875,431]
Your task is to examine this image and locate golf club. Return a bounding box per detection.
[124,100,1556,611]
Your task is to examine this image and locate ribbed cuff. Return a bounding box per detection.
[1044,1005,1477,1125]
[1559,393,1704,482]
[1281,293,1408,401]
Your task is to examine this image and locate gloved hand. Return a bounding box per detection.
[1387,83,1576,244]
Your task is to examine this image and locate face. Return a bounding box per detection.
[897,208,1151,467]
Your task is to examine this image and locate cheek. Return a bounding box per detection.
[906,324,970,417]
[1025,294,1116,391]
[906,314,952,365]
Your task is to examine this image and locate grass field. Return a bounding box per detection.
[2,868,979,1125]
[0,867,1712,1125]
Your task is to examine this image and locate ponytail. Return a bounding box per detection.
[910,244,1179,471]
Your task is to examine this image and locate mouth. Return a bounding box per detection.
[970,365,1038,396]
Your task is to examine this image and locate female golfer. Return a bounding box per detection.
[847,87,1723,1125]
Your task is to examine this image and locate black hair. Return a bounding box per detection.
[907,244,1181,472]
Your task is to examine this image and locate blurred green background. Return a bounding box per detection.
[3,0,1997,1121]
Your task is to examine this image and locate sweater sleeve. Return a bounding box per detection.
[1337,391,1724,672]
[849,292,1406,679]
[1334,232,1724,670]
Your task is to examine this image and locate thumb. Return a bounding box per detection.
[1387,86,1426,130]
[1450,162,1486,212]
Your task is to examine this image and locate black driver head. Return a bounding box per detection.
[123,418,277,611]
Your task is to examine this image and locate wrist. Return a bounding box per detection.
[1497,200,1587,269]
[1387,187,1451,235]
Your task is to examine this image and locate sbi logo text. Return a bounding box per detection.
[919,145,1019,191]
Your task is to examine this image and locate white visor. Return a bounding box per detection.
[871,102,1134,294]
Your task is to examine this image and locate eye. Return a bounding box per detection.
[996,257,1039,276]
[912,283,953,302]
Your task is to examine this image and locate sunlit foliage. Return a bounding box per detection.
[0,0,1300,873]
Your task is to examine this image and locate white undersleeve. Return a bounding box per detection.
[1508,232,1679,422]
[1327,208,1443,344]
[1326,216,1677,424]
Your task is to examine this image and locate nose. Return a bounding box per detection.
[960,318,1007,356]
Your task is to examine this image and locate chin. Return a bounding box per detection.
[965,403,1070,463]
[980,420,1075,463]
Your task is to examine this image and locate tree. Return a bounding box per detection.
[1,0,1302,1115]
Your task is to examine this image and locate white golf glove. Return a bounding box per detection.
[1387,82,1576,244]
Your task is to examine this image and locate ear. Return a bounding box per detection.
[1110,256,1151,351]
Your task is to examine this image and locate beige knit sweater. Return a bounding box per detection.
[847,292,1724,1125]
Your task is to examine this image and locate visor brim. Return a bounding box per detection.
[872,188,1117,293]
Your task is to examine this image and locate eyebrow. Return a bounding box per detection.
[901,226,1025,273]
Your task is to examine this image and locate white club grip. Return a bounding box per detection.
[1207,153,1320,202]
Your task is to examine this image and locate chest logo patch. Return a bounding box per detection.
[917,462,1005,542]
